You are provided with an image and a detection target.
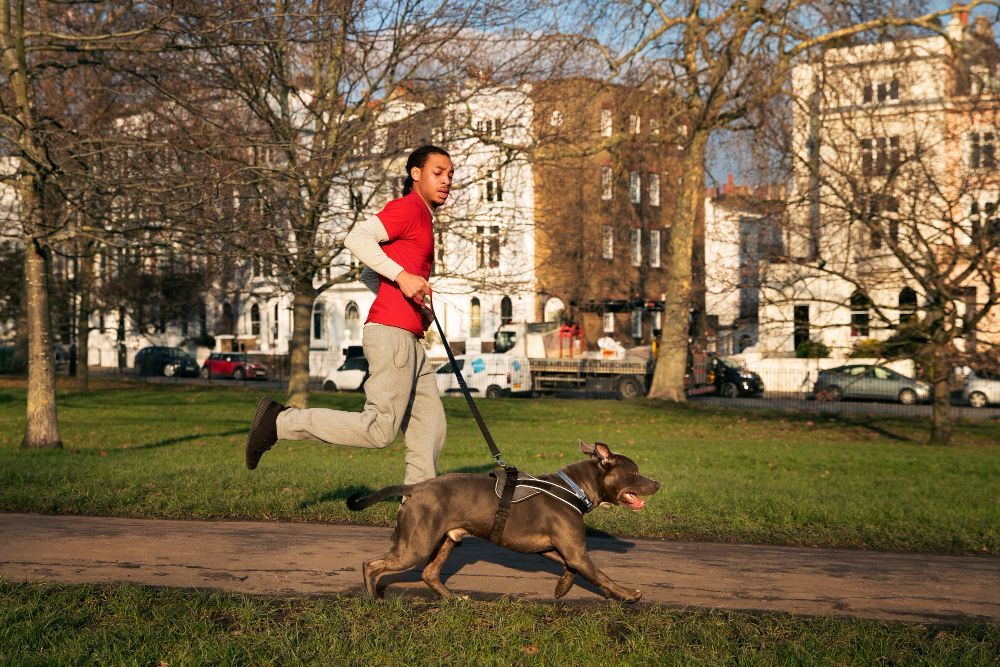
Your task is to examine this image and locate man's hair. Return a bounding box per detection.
[402,145,451,196]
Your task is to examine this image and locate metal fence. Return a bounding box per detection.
[43,362,1000,421]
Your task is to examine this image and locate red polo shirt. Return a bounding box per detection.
[366,191,434,337]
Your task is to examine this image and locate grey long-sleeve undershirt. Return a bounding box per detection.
[345,215,404,295]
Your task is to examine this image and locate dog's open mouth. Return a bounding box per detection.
[620,491,647,512]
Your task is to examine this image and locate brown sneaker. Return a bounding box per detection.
[245,397,287,470]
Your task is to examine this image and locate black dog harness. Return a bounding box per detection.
[490,470,595,514]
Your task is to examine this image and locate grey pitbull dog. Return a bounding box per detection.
[347,440,660,602]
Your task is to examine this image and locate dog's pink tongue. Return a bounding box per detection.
[624,493,646,511]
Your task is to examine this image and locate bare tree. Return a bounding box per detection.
[564,0,996,401]
[0,1,184,421]
[758,17,999,444]
[146,0,559,407]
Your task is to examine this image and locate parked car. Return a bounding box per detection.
[708,356,765,398]
[201,352,268,380]
[435,353,532,398]
[323,355,369,391]
[813,364,929,404]
[134,346,200,377]
[962,372,1000,408]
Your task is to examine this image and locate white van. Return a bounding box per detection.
[435,353,532,398]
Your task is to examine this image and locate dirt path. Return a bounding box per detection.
[1,513,996,624]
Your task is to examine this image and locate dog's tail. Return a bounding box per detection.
[346,485,411,511]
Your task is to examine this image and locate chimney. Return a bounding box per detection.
[973,15,993,40]
[946,14,964,41]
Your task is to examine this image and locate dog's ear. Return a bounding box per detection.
[593,441,613,462]
[579,439,595,455]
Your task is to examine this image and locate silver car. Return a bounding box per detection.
[962,373,1000,408]
[814,364,931,405]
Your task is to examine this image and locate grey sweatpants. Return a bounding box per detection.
[276,323,446,485]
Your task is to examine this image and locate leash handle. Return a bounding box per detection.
[424,296,508,468]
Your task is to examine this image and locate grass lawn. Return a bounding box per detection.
[2,581,997,665]
[1,379,998,554]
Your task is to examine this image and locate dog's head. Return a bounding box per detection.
[579,439,660,511]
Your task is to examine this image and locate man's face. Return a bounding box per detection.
[412,153,454,209]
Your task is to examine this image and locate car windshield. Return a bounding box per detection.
[437,360,465,374]
[494,331,516,354]
[717,357,740,369]
[339,357,366,371]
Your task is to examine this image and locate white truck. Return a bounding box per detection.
[492,322,652,399]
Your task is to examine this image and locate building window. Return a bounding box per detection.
[476,118,502,137]
[793,305,810,351]
[969,130,996,170]
[272,303,279,342]
[602,224,614,260]
[628,114,641,134]
[345,301,360,341]
[649,229,661,268]
[470,297,481,338]
[250,304,261,337]
[970,199,999,239]
[867,195,899,249]
[436,229,445,267]
[630,228,642,266]
[850,291,871,337]
[603,311,615,333]
[476,226,500,269]
[600,108,613,137]
[861,137,901,176]
[500,296,513,325]
[863,77,899,104]
[601,167,613,200]
[630,310,642,338]
[549,110,564,127]
[312,301,325,341]
[649,118,660,135]
[629,171,641,203]
[481,170,503,202]
[651,311,662,332]
[649,173,660,207]
[898,287,917,325]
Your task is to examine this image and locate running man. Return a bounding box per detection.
[245,145,453,485]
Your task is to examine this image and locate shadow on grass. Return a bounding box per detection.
[123,429,248,452]
[298,485,375,509]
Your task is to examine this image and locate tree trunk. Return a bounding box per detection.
[22,235,62,449]
[75,248,92,391]
[929,344,952,446]
[647,130,707,400]
[287,284,315,408]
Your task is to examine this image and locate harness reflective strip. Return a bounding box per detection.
[555,470,595,512]
[494,472,594,516]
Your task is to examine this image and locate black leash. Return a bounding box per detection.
[424,296,510,469]
[424,296,517,543]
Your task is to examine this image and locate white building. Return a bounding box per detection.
[755,14,999,358]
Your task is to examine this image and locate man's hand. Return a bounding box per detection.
[396,270,431,306]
